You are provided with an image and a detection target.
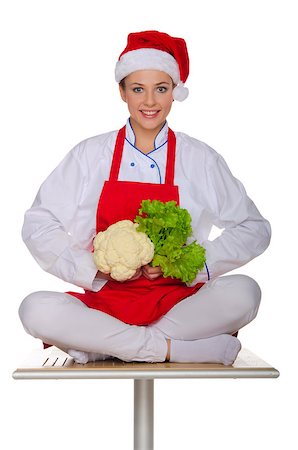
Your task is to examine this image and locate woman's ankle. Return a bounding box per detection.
[165,339,171,361]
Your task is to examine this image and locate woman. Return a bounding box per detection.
[19,31,271,365]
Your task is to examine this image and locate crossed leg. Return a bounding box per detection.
[19,275,261,364]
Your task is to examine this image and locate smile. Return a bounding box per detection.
[140,110,160,118]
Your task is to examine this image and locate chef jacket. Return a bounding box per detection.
[22,119,271,292]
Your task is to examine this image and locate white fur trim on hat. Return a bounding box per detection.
[115,48,180,84]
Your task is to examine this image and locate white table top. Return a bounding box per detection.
[12,346,279,379]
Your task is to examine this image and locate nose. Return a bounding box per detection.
[144,89,156,107]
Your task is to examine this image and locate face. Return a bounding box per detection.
[119,70,174,135]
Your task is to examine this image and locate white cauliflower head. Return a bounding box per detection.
[93,220,154,281]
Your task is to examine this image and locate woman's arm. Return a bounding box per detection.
[189,152,271,285]
[22,143,100,291]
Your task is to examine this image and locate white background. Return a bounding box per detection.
[1,1,297,448]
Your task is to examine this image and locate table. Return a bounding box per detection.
[13,346,279,450]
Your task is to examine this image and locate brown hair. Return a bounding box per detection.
[119,78,126,89]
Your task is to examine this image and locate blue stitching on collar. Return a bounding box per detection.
[127,119,167,153]
[124,134,167,156]
[147,140,167,155]
[128,118,136,145]
[154,121,167,149]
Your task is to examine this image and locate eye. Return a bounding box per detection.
[133,87,143,93]
[157,86,168,93]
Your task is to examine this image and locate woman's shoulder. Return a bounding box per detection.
[174,130,219,164]
[74,129,117,154]
[68,129,118,169]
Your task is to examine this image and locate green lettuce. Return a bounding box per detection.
[134,200,206,283]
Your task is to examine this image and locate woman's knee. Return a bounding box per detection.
[18,291,65,336]
[230,274,261,321]
[19,291,43,334]
[203,274,261,328]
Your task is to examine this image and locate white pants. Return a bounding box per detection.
[19,274,261,362]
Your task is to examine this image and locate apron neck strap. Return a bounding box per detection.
[165,128,176,185]
[109,126,126,182]
[109,125,176,185]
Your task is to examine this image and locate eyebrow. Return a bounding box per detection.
[129,82,171,86]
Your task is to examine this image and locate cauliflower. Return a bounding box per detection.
[93,220,154,281]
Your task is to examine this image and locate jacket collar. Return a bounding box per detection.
[125,118,168,151]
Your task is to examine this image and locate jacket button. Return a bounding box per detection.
[150,164,155,168]
[130,162,135,167]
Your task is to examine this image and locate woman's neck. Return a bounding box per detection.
[130,118,166,154]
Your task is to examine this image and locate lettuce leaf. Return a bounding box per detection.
[134,200,206,283]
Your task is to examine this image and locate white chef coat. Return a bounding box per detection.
[22,119,271,292]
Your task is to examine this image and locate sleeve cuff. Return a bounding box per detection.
[74,252,105,291]
[91,276,108,292]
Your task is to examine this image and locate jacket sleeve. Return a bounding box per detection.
[189,152,271,285]
[21,143,102,291]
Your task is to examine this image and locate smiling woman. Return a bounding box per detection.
[19,30,271,366]
[119,71,175,153]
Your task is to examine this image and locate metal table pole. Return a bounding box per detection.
[134,379,154,450]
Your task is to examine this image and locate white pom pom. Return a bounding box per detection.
[173,83,189,101]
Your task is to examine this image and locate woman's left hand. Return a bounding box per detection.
[142,264,163,280]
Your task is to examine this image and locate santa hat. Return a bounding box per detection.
[115,30,190,101]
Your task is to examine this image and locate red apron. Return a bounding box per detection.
[67,125,204,325]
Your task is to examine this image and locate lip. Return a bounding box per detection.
[140,110,160,119]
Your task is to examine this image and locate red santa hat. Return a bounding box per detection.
[115,30,190,101]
